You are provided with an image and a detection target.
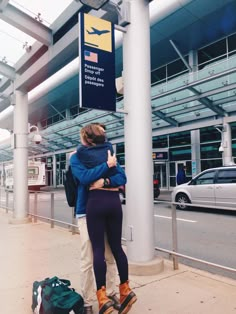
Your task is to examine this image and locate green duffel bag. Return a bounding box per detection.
[32,276,84,314]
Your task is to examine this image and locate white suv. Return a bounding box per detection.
[172,166,236,210]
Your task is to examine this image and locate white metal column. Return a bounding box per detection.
[53,154,57,188]
[123,0,154,262]
[191,130,201,177]
[222,122,233,165]
[12,90,29,222]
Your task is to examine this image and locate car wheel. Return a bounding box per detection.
[154,188,160,199]
[119,190,125,204]
[175,193,191,210]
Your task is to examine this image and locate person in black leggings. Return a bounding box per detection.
[78,123,137,314]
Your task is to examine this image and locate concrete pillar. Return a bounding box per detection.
[123,0,154,262]
[11,91,29,223]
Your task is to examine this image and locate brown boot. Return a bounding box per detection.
[96,286,114,314]
[119,281,137,314]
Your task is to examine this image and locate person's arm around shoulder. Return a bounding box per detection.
[70,153,107,185]
[90,163,126,189]
[70,150,116,185]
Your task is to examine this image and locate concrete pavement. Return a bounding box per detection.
[1,208,236,314]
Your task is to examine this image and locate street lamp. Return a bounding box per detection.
[77,0,109,10]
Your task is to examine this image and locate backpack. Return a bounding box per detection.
[31,276,84,314]
[63,166,79,207]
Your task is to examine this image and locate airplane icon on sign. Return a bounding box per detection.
[86,27,110,36]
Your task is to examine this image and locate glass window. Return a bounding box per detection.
[230,122,236,139]
[169,147,191,161]
[47,117,53,126]
[116,143,124,154]
[169,131,191,147]
[200,127,221,142]
[53,114,60,123]
[200,143,222,159]
[201,159,222,171]
[194,170,215,185]
[167,58,188,79]
[169,162,175,176]
[198,38,226,70]
[70,106,78,117]
[228,33,236,55]
[217,169,236,184]
[170,176,176,187]
[153,135,168,148]
[116,143,125,165]
[151,66,166,84]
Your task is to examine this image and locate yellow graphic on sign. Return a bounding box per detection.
[84,14,112,52]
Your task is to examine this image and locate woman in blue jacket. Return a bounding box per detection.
[72,123,137,314]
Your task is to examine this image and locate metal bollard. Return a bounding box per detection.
[50,193,54,228]
[6,190,9,213]
[34,192,38,223]
[171,202,179,270]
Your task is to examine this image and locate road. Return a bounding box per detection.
[2,189,236,280]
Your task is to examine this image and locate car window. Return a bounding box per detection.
[216,169,236,184]
[195,170,215,185]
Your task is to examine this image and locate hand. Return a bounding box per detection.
[90,178,104,189]
[107,150,117,168]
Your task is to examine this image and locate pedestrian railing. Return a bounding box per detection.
[1,186,236,277]
[0,187,79,234]
[154,199,236,275]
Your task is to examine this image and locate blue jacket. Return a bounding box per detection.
[77,142,114,168]
[70,152,126,216]
[77,142,118,178]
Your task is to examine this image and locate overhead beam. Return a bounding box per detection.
[0,3,52,46]
[0,0,9,12]
[152,110,178,126]
[15,0,84,74]
[0,61,15,80]
[0,77,11,92]
[15,24,79,92]
[188,86,225,116]
[169,39,192,72]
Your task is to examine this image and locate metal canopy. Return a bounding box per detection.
[1,0,236,161]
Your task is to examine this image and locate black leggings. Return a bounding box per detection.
[86,189,128,290]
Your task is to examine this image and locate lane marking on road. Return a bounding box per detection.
[154,214,197,223]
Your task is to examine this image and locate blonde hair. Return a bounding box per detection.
[80,123,106,146]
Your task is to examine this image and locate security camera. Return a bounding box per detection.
[219,145,224,152]
[33,133,42,144]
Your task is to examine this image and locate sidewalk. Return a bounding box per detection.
[1,209,236,314]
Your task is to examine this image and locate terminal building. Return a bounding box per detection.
[0,0,236,191]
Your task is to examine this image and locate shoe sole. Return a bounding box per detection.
[102,307,114,314]
[99,304,114,314]
[108,297,121,311]
[119,296,137,314]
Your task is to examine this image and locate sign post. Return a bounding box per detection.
[79,13,116,111]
